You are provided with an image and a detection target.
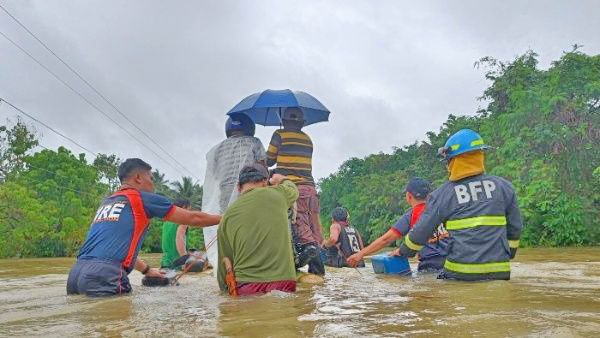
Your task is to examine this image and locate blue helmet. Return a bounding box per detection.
[438,129,488,160]
[225,113,255,137]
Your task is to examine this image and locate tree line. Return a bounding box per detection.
[1,47,598,258]
[0,125,203,258]
[319,48,600,247]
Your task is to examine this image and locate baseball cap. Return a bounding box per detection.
[405,177,432,199]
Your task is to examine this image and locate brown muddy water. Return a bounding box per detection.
[0,248,599,337]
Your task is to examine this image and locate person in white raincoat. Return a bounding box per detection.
[202,114,266,272]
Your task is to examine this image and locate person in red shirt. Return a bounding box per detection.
[347,177,449,272]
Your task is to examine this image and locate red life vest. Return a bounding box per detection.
[409,203,426,228]
[110,188,149,270]
[410,202,448,244]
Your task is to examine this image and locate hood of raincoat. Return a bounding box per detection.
[448,150,485,181]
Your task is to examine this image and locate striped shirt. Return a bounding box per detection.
[267,129,314,185]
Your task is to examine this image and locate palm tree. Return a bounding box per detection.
[152,170,173,197]
[171,176,203,209]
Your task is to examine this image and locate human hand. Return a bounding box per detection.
[270,174,286,185]
[346,253,363,267]
[388,248,402,256]
[144,267,165,278]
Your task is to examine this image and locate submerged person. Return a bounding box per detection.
[347,177,449,272]
[266,107,325,275]
[321,207,366,268]
[67,158,221,297]
[160,198,205,271]
[398,129,523,281]
[202,113,266,269]
[217,164,299,296]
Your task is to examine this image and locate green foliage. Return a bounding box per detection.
[152,169,173,197]
[171,176,203,209]
[141,219,165,254]
[0,118,39,180]
[93,153,121,191]
[1,48,597,257]
[320,48,600,247]
[0,120,193,257]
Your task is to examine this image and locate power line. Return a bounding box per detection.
[23,175,101,199]
[0,97,98,158]
[0,4,196,178]
[0,163,103,199]
[26,162,88,183]
[0,29,191,179]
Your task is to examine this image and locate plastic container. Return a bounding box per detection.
[371,255,411,275]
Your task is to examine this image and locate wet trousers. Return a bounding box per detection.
[292,185,325,275]
[237,280,296,296]
[417,255,446,272]
[294,185,323,245]
[67,258,131,297]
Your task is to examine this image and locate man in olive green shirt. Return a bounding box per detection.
[217,163,299,295]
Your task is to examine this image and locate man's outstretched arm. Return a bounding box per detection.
[347,229,401,267]
[399,192,445,257]
[166,207,221,227]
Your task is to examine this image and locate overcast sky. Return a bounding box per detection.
[1,0,598,184]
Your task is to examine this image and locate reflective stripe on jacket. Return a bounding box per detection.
[400,174,523,281]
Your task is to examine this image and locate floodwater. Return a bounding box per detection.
[1,248,599,337]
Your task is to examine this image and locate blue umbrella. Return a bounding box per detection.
[226,89,330,126]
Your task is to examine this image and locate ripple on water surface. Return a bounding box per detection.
[0,249,599,337]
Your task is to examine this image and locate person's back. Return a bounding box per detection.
[420,173,518,280]
[322,207,365,268]
[267,107,324,275]
[67,158,221,297]
[217,165,299,295]
[218,183,296,285]
[267,128,314,185]
[328,224,365,267]
[160,221,180,268]
[399,129,523,281]
[212,135,266,211]
[203,114,265,271]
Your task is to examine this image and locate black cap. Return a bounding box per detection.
[405,177,432,199]
[238,162,269,185]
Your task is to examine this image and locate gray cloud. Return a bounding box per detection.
[1,0,598,183]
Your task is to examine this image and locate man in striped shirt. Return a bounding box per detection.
[267,107,325,275]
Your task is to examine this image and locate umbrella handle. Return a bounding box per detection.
[278,107,283,128]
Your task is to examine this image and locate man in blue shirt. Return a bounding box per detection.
[67,158,221,297]
[347,178,449,272]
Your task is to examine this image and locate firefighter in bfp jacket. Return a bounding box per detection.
[398,129,523,281]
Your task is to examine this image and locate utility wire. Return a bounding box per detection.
[23,175,101,199]
[0,4,196,178]
[26,162,86,182]
[0,29,190,179]
[0,97,98,158]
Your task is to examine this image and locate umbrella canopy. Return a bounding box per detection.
[227,89,330,126]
